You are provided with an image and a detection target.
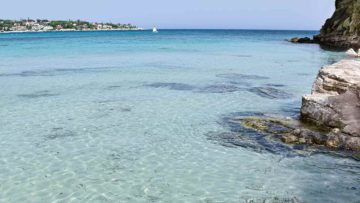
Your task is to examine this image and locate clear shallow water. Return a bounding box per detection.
[0,30,358,202]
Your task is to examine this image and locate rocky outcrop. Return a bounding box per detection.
[290,0,360,49]
[289,37,314,44]
[300,59,360,150]
[234,60,360,152]
[314,0,360,49]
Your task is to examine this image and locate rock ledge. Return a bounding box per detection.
[300,59,360,150]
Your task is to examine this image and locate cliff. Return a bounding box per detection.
[314,0,360,49]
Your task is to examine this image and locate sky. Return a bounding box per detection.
[1,0,335,30]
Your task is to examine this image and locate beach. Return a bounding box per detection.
[0,30,358,202]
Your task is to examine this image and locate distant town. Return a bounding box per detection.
[0,19,142,33]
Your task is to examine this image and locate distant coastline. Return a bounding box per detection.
[0,28,144,34]
[0,19,143,33]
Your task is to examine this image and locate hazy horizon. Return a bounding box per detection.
[1,0,335,30]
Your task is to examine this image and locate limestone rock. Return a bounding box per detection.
[300,59,360,150]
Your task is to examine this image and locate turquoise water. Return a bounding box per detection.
[0,30,358,203]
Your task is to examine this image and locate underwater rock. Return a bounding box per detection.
[197,84,245,93]
[264,83,286,87]
[45,129,77,140]
[238,114,360,152]
[146,82,196,91]
[245,196,302,203]
[213,112,316,157]
[241,117,294,135]
[216,111,360,160]
[248,87,293,99]
[18,90,59,99]
[216,73,269,80]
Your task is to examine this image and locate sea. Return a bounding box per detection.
[0,30,358,203]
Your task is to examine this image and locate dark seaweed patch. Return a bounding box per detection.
[207,112,307,157]
[248,87,293,99]
[0,67,112,78]
[18,90,59,99]
[45,129,77,140]
[206,130,299,157]
[280,102,301,118]
[227,80,252,87]
[216,73,269,80]
[206,131,265,150]
[20,70,55,77]
[197,84,245,93]
[264,83,286,87]
[106,85,122,90]
[243,197,302,203]
[210,111,360,161]
[146,82,196,91]
[120,108,131,112]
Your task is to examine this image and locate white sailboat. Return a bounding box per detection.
[152,26,158,33]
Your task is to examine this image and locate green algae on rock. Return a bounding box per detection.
[238,112,360,151]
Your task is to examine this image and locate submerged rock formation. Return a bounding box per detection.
[314,0,360,49]
[300,59,360,150]
[235,60,360,152]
